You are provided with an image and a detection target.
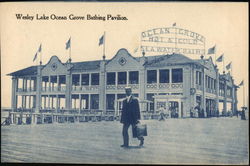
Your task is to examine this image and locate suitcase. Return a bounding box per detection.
[132,124,147,138]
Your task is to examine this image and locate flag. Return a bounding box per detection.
[239,80,244,86]
[172,22,176,26]
[207,45,216,54]
[38,44,42,52]
[216,54,224,62]
[66,37,71,50]
[99,34,104,46]
[226,62,232,70]
[33,52,37,62]
[134,47,138,53]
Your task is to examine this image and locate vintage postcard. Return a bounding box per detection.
[0,2,248,164]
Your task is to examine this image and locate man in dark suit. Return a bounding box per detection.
[120,87,144,148]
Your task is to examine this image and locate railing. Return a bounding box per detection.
[146,83,183,90]
[159,83,170,89]
[106,84,139,90]
[17,88,36,92]
[146,83,158,89]
[42,86,66,92]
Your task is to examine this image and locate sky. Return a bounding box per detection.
[0,2,248,108]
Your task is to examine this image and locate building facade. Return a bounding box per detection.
[8,48,238,118]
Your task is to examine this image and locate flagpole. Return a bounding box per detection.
[223,56,225,73]
[103,31,106,58]
[40,44,42,65]
[69,37,71,61]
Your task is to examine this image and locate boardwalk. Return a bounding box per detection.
[1,117,249,164]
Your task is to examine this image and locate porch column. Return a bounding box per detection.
[43,96,46,109]
[201,68,206,117]
[29,95,31,109]
[88,94,91,110]
[11,77,18,111]
[215,68,220,113]
[139,68,146,110]
[223,78,227,115]
[157,69,160,89]
[35,65,42,112]
[48,95,51,109]
[65,72,72,109]
[99,60,106,112]
[29,77,32,91]
[79,94,82,110]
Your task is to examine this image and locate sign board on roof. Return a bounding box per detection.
[141,27,206,55]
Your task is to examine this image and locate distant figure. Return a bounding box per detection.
[216,109,219,117]
[159,106,165,121]
[120,87,144,148]
[236,110,239,118]
[201,109,205,118]
[190,107,194,118]
[241,108,246,120]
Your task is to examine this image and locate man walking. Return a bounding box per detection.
[120,87,144,148]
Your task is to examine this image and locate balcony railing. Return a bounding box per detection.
[146,83,183,90]
[17,88,36,92]
[42,86,66,92]
[71,85,99,91]
[159,83,170,89]
[106,84,139,90]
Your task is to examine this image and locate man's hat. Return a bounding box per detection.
[125,86,131,90]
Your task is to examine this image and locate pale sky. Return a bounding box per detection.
[0,2,248,108]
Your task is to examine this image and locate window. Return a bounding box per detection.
[129,71,139,84]
[106,94,115,110]
[196,71,199,84]
[208,77,211,89]
[81,94,89,109]
[72,74,80,86]
[147,93,154,111]
[214,80,216,90]
[59,75,66,84]
[199,72,202,85]
[118,72,127,85]
[147,70,157,83]
[211,78,213,89]
[172,68,183,83]
[159,69,169,83]
[91,73,99,85]
[81,74,89,85]
[90,94,99,109]
[107,72,116,85]
[205,76,208,88]
[196,71,202,85]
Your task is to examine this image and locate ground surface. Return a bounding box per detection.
[1,117,249,164]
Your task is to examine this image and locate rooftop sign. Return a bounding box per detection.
[141,27,206,55]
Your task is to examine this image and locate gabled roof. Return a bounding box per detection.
[8,50,207,76]
[8,66,39,76]
[144,53,198,67]
[8,60,101,76]
[72,60,101,71]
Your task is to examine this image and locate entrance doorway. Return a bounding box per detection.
[169,101,179,118]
